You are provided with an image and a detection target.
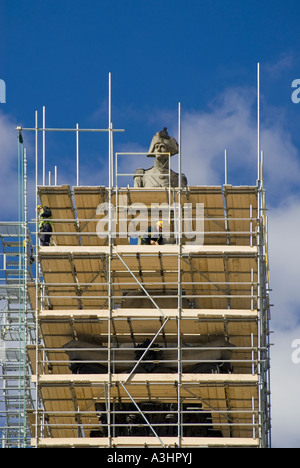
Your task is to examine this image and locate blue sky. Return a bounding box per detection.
[1,0,300,448]
[1,0,300,198]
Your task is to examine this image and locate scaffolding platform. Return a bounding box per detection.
[37,185,258,247]
[30,373,259,441]
[30,244,258,311]
[32,437,259,448]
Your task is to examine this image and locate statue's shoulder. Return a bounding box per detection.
[134,168,145,176]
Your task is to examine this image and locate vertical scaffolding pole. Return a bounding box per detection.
[224,149,228,185]
[76,123,79,186]
[257,171,269,446]
[256,63,262,444]
[22,147,28,446]
[17,135,26,447]
[43,106,46,186]
[256,63,271,446]
[177,102,182,445]
[257,63,260,186]
[107,72,113,447]
[108,72,113,189]
[34,110,39,447]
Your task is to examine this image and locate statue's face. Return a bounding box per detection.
[154,142,167,153]
[153,142,169,161]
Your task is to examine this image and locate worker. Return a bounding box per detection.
[141,220,164,245]
[38,205,53,246]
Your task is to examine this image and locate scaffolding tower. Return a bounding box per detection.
[27,182,270,448]
[1,74,271,448]
[0,146,35,447]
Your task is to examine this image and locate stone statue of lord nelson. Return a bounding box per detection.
[133,127,187,188]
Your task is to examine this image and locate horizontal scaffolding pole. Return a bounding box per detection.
[16,127,125,133]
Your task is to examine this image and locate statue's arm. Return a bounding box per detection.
[181,173,188,187]
[133,168,145,187]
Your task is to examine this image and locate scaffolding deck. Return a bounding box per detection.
[30,373,259,440]
[38,185,258,246]
[33,244,258,310]
[28,309,258,376]
[32,437,259,448]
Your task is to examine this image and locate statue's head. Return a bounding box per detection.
[148,127,178,160]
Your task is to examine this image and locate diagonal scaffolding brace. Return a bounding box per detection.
[116,253,166,318]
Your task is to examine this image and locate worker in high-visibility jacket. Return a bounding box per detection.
[38,205,53,246]
[141,220,164,245]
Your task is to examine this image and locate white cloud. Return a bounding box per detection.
[268,197,300,447]
[179,88,257,186]
[271,326,300,448]
[268,196,300,330]
[179,87,300,198]
[265,53,294,78]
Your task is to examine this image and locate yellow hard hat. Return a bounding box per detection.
[156,220,163,228]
